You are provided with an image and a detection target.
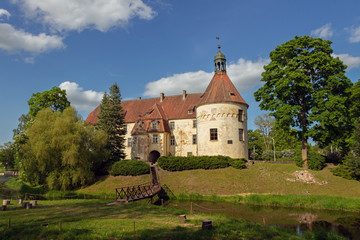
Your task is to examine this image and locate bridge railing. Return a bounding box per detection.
[115,182,161,201]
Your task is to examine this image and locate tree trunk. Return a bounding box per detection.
[302,138,308,169]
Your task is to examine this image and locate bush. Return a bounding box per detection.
[110,160,150,176]
[281,149,295,158]
[308,152,326,170]
[326,152,342,164]
[229,158,247,169]
[158,155,246,171]
[332,155,360,180]
[294,152,325,170]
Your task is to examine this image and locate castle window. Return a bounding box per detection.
[170,136,175,146]
[124,125,127,132]
[239,129,244,141]
[238,109,243,122]
[210,128,218,141]
[228,140,233,144]
[151,120,159,129]
[133,137,137,145]
[170,121,175,129]
[230,93,235,96]
[152,134,158,143]
[193,120,197,128]
[192,134,197,144]
[127,138,132,147]
[187,152,193,156]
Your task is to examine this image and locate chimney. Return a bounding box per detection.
[138,97,141,100]
[160,93,164,102]
[182,90,187,100]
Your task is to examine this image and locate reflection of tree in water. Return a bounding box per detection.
[335,217,360,240]
[0,181,20,199]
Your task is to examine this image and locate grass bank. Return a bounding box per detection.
[0,199,345,240]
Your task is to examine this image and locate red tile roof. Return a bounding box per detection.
[85,72,248,126]
[198,71,248,107]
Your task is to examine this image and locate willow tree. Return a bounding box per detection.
[254,36,352,168]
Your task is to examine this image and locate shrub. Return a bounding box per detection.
[229,158,247,169]
[281,149,295,158]
[332,155,360,180]
[110,159,150,176]
[158,155,246,171]
[308,152,326,170]
[294,152,325,170]
[326,152,342,164]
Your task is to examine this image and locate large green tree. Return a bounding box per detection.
[28,86,70,118]
[254,36,352,168]
[20,107,108,190]
[96,83,126,169]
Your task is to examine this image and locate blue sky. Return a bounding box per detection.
[1,0,360,145]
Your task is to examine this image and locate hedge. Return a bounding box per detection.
[158,155,247,171]
[110,159,150,176]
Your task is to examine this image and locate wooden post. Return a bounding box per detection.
[179,215,186,223]
[202,220,212,230]
[84,194,86,199]
[8,218,11,228]
[190,202,193,214]
[161,199,164,206]
[262,216,266,230]
[59,221,62,232]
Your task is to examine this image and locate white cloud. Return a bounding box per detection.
[143,58,269,97]
[59,81,104,111]
[0,9,11,20]
[0,23,64,53]
[311,23,333,38]
[332,53,360,70]
[348,26,360,43]
[13,0,156,32]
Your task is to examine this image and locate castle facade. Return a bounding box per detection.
[86,47,248,162]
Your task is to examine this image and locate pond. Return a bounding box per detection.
[0,176,20,200]
[167,199,360,239]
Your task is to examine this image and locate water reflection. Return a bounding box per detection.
[167,200,360,239]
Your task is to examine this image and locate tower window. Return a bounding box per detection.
[170,121,175,129]
[152,134,158,143]
[127,138,132,147]
[193,120,197,128]
[228,140,233,144]
[133,137,137,145]
[210,128,218,141]
[239,129,244,141]
[193,134,197,144]
[238,109,243,122]
[170,136,175,146]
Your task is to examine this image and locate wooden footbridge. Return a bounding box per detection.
[112,165,162,203]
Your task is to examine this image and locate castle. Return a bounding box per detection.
[86,47,248,163]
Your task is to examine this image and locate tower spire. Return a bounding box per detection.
[214,37,226,73]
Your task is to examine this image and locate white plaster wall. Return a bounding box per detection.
[169,119,197,156]
[124,123,135,159]
[196,102,248,159]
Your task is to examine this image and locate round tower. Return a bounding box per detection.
[196,47,248,159]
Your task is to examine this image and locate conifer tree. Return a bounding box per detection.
[97,83,126,169]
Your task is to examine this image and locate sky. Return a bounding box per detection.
[1,0,360,145]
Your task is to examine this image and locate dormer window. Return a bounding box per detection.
[188,106,195,114]
[230,93,235,96]
[137,121,143,127]
[151,120,159,129]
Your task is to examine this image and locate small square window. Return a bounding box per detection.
[170,121,175,129]
[193,120,197,128]
[187,152,193,156]
[227,140,233,144]
[152,134,158,143]
[151,121,159,129]
[127,138,132,147]
[170,136,175,146]
[210,128,218,141]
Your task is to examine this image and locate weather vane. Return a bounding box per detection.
[216,36,221,50]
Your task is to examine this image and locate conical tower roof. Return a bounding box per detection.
[198,71,247,106]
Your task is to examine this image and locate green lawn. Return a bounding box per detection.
[0,199,344,240]
[79,163,360,198]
